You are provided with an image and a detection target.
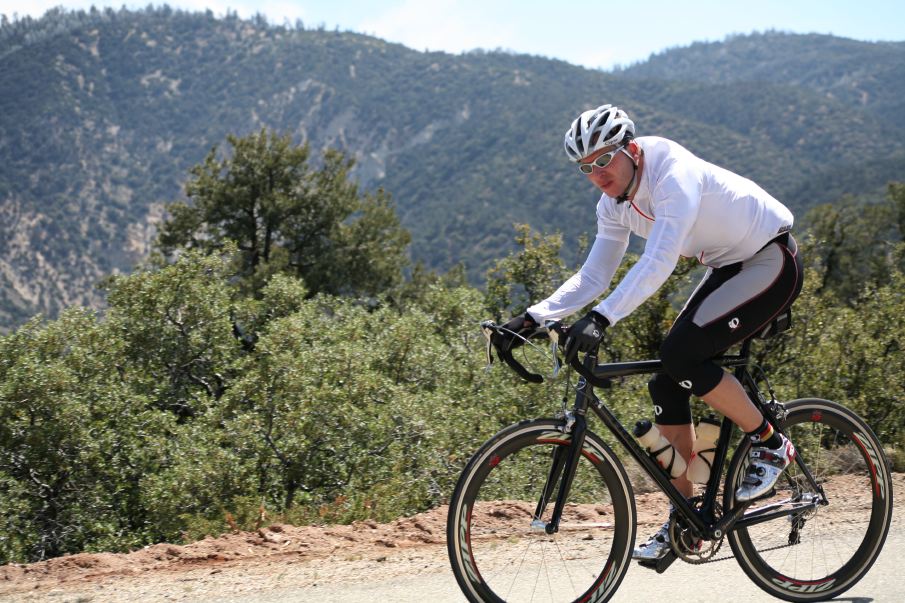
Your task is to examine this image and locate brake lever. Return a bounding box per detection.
[545,321,564,378]
[480,320,497,370]
[486,319,613,388]
[480,320,544,383]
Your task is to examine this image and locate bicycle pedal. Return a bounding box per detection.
[637,550,677,574]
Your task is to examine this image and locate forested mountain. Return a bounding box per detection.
[618,31,905,124]
[1,8,904,329]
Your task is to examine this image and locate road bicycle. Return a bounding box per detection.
[446,314,893,602]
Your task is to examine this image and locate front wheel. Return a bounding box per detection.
[725,398,893,602]
[447,419,636,603]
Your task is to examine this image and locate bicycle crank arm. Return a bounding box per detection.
[710,500,754,539]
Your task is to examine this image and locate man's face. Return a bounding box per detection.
[579,142,636,198]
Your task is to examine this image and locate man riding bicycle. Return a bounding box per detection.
[494,104,804,561]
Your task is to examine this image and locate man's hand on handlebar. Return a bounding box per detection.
[562,311,609,363]
[490,313,538,353]
[481,314,611,386]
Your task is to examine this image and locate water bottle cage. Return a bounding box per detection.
[693,447,717,468]
[649,444,678,474]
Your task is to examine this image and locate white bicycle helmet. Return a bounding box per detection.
[564,104,635,162]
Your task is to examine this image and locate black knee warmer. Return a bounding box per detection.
[659,320,725,398]
[648,373,693,425]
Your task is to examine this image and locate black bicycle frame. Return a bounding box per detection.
[540,338,821,541]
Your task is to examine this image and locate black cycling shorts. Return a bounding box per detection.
[651,233,803,425]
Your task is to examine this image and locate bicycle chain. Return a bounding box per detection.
[669,496,800,565]
[695,541,797,564]
[669,498,724,564]
[669,524,724,565]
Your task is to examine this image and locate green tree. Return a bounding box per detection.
[156,129,411,298]
[104,248,241,419]
[766,260,905,464]
[804,184,903,302]
[0,310,174,562]
[484,224,572,318]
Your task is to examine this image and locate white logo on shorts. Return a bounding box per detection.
[680,380,693,390]
[654,405,663,416]
[728,317,740,330]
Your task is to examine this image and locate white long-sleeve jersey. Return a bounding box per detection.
[527,136,793,326]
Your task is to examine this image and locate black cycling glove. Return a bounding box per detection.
[563,311,609,363]
[492,312,538,352]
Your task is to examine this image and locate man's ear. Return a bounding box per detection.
[628,139,641,160]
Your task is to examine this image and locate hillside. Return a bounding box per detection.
[1,9,904,329]
[618,31,905,124]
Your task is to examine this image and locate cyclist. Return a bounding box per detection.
[494,104,804,561]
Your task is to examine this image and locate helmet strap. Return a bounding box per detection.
[616,147,643,203]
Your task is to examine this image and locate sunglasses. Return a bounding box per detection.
[578,145,626,174]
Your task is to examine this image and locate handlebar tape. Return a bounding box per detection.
[496,346,544,383]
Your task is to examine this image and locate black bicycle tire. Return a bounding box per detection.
[724,398,893,602]
[447,418,636,603]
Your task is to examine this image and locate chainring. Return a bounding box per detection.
[669,497,725,564]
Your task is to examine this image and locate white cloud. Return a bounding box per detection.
[580,51,617,71]
[357,0,518,54]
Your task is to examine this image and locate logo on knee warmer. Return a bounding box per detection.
[728,317,740,330]
[679,380,693,390]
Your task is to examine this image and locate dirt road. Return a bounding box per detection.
[2,474,901,602]
[3,522,903,602]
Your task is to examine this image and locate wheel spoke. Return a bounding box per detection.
[448,421,634,603]
[727,400,892,601]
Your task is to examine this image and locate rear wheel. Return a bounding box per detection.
[447,419,635,603]
[725,398,893,602]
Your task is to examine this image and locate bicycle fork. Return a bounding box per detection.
[531,410,589,535]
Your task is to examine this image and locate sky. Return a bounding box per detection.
[3,0,904,70]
